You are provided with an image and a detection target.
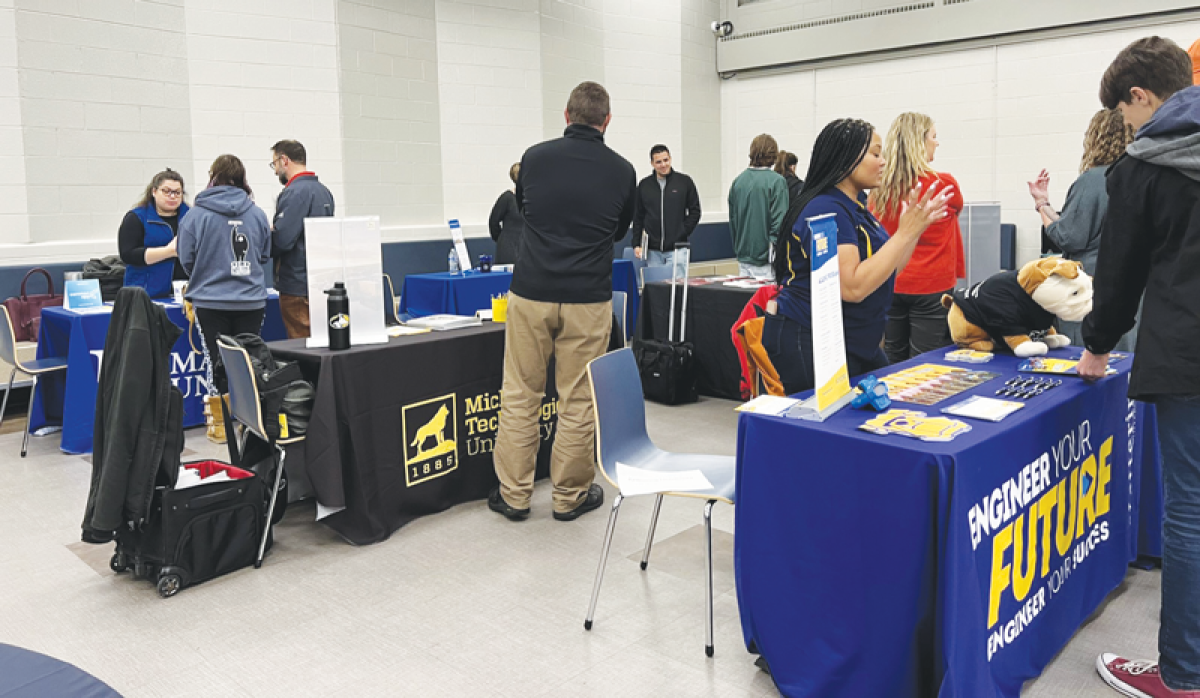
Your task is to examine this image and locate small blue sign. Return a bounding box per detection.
[64,279,103,311]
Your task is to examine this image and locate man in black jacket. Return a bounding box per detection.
[1081,37,1200,698]
[489,81,636,522]
[631,144,701,272]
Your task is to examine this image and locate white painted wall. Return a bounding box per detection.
[339,0,442,230]
[184,0,345,224]
[0,0,29,247]
[0,3,1196,265]
[720,18,1200,265]
[436,0,541,226]
[12,0,193,260]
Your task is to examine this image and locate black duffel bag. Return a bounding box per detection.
[633,337,697,405]
[82,255,127,302]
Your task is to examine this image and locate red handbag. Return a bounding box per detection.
[2,268,63,342]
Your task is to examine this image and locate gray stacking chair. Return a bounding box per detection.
[583,347,736,657]
[217,338,305,568]
[0,305,66,457]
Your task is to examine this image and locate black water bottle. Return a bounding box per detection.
[326,282,350,350]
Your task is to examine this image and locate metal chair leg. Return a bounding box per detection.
[704,499,716,658]
[0,367,16,433]
[256,443,287,568]
[585,493,624,630]
[21,375,37,458]
[640,493,664,570]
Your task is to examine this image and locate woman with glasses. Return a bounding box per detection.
[118,168,190,298]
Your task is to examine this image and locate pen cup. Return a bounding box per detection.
[491,294,508,323]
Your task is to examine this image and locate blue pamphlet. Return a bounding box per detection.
[64,279,103,311]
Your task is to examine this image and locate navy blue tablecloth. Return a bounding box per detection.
[30,297,285,454]
[399,260,639,337]
[0,644,120,697]
[735,349,1159,697]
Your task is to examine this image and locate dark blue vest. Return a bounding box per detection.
[123,202,189,299]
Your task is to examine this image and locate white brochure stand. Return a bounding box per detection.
[788,213,853,422]
[449,219,472,273]
[304,216,388,349]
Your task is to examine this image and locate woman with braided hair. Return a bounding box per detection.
[763,118,954,394]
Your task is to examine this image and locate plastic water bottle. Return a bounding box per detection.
[448,247,460,274]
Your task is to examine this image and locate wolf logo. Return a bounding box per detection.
[410,404,449,455]
[402,395,458,486]
[229,221,251,276]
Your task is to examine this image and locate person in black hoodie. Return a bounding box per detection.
[1081,37,1200,698]
[774,149,804,205]
[631,144,700,270]
[489,81,636,523]
[83,287,183,543]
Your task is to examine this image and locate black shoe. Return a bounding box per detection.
[553,484,605,521]
[488,488,530,521]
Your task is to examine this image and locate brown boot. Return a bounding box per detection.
[204,394,228,444]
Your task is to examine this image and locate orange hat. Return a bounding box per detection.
[1191,38,1200,86]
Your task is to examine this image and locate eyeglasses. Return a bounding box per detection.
[269,156,284,170]
[158,188,183,198]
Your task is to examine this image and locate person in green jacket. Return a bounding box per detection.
[728,134,789,278]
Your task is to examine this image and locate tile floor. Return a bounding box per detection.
[0,395,1159,697]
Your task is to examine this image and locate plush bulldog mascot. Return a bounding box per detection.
[941,257,1093,357]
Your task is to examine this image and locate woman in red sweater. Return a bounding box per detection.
[870,112,964,363]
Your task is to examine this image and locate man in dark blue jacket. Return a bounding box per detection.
[1081,37,1200,698]
[270,140,335,339]
[489,82,636,522]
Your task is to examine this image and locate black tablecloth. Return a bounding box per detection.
[638,281,754,400]
[272,325,555,545]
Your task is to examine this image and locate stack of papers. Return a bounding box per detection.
[615,463,713,496]
[387,325,432,337]
[941,396,1025,422]
[735,395,800,416]
[404,314,482,331]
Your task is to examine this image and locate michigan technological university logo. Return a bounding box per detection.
[403,394,458,486]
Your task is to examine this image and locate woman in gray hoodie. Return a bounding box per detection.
[1027,109,1136,349]
[178,154,271,392]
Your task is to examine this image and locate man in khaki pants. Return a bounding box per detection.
[490,82,636,521]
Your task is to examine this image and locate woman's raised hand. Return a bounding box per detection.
[1027,169,1050,204]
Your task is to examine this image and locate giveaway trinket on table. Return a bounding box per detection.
[850,375,891,411]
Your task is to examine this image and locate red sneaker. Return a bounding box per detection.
[1097,654,1200,697]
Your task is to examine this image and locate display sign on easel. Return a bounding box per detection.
[789,213,853,421]
[304,216,388,349]
[64,279,103,311]
[448,219,472,273]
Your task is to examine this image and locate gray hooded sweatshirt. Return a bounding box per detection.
[178,185,271,311]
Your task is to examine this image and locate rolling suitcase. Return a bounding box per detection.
[633,244,698,405]
[111,460,270,598]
